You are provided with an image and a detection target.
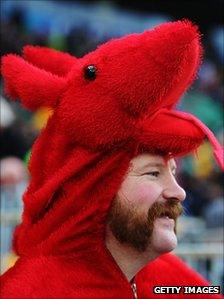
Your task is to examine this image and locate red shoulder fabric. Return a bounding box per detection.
[137,253,223,298]
[1,253,223,299]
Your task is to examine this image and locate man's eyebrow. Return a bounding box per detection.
[140,162,166,171]
[140,162,177,172]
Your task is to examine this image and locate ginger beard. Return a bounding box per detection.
[107,197,183,253]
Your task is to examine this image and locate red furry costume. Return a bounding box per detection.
[1,20,223,299]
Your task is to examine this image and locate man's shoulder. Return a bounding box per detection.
[138,253,209,285]
[136,253,223,299]
[0,255,71,298]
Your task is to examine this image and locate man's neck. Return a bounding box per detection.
[105,228,158,282]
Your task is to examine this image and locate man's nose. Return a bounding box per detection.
[162,179,186,202]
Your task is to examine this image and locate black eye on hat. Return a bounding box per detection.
[84,65,97,80]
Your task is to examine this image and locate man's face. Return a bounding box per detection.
[108,153,186,254]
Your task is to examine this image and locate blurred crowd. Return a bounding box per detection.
[0,0,223,277]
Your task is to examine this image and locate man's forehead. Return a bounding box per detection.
[129,153,176,171]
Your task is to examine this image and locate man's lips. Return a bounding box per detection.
[147,199,183,227]
[159,215,174,221]
[158,211,175,220]
[156,215,175,228]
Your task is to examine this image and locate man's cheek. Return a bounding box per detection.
[130,183,161,205]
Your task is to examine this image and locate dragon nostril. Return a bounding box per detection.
[84,65,97,80]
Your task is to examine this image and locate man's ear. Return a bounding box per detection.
[1,54,66,111]
[23,45,77,77]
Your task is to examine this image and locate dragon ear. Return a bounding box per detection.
[23,45,77,77]
[1,54,66,111]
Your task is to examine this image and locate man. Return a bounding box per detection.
[1,20,223,298]
[106,154,185,282]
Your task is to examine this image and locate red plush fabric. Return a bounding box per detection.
[1,20,223,298]
[1,251,223,299]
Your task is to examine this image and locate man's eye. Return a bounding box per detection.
[145,171,160,177]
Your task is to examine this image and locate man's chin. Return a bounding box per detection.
[150,225,178,254]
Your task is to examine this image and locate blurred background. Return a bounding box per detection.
[0,0,223,289]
